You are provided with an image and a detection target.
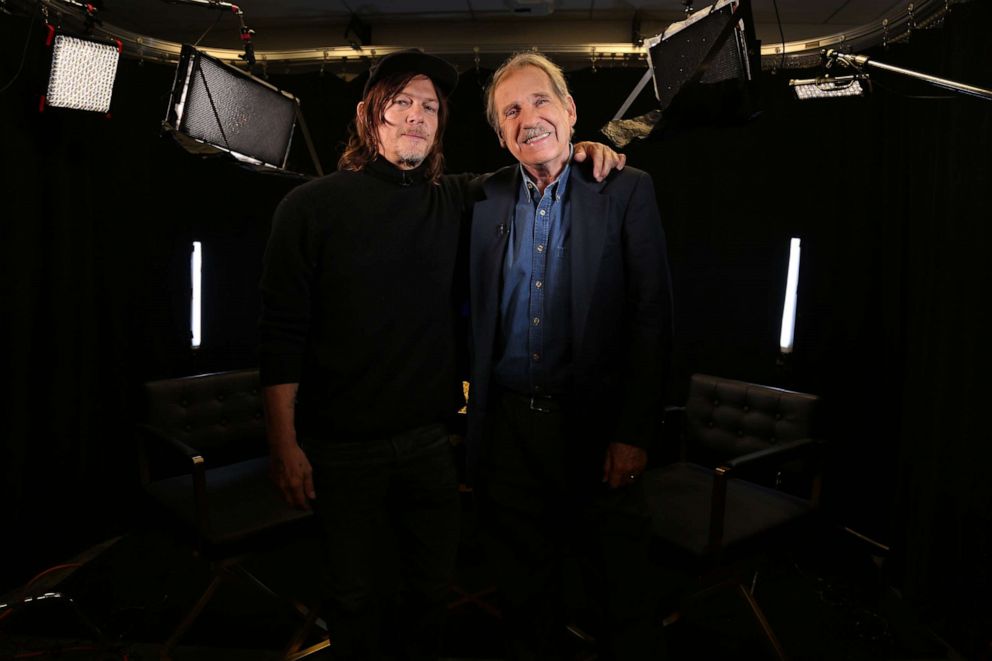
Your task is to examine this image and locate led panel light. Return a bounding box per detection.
[789,75,867,100]
[165,45,299,170]
[46,35,121,113]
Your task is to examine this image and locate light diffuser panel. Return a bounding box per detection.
[46,35,120,113]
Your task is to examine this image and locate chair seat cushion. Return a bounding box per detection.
[642,462,811,556]
[145,456,311,546]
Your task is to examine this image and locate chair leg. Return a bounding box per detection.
[162,560,330,659]
[229,562,328,628]
[285,639,333,661]
[448,584,502,618]
[283,606,317,657]
[162,573,223,658]
[283,606,331,661]
[735,582,788,661]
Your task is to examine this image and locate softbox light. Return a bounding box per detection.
[602,0,759,147]
[164,45,299,170]
[45,35,121,113]
[647,0,756,115]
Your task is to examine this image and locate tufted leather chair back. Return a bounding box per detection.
[143,369,266,465]
[684,373,819,468]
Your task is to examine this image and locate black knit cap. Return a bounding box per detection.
[363,48,458,98]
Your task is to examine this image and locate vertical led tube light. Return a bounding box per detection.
[191,241,202,349]
[779,238,802,354]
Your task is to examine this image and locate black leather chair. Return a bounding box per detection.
[137,369,325,659]
[643,373,823,660]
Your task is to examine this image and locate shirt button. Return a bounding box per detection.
[532,317,541,326]
[537,244,544,253]
[539,209,546,216]
[535,280,543,288]
[532,352,541,361]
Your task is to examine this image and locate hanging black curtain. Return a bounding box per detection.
[0,17,318,587]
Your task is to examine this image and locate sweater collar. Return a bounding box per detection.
[365,156,430,186]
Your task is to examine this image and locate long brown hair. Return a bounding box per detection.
[338,71,448,183]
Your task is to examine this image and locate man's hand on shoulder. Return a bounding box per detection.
[573,141,627,182]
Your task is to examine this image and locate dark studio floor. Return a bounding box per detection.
[1,497,962,661]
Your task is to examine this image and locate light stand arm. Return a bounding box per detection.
[828,49,992,101]
[160,0,255,65]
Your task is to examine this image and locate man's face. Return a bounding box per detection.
[493,65,577,175]
[373,74,439,170]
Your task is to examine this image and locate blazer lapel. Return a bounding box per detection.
[569,171,609,358]
[471,169,517,370]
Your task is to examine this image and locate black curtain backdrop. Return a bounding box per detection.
[2,3,990,652]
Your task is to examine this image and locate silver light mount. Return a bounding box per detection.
[826,48,992,101]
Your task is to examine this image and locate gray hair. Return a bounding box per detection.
[485,52,572,138]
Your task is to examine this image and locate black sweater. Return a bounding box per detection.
[259,158,475,441]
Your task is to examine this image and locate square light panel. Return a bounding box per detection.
[47,35,120,113]
[790,75,867,100]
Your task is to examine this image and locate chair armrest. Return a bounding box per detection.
[136,423,204,462]
[707,437,823,555]
[661,406,687,463]
[721,437,822,473]
[136,423,209,534]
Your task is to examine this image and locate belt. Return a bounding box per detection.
[500,389,568,414]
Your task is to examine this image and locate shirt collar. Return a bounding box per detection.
[365,155,430,186]
[519,144,573,202]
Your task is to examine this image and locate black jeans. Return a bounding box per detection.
[304,424,459,661]
[478,392,662,661]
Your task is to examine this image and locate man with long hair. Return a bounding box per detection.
[259,50,623,660]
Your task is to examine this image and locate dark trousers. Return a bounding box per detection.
[304,424,460,661]
[478,391,662,661]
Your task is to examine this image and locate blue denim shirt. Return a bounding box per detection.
[494,153,573,395]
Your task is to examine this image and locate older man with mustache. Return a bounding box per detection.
[467,52,674,660]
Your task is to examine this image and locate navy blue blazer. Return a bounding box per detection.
[466,162,674,480]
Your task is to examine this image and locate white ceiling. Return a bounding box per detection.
[22,0,952,70]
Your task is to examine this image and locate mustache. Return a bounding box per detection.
[521,126,551,141]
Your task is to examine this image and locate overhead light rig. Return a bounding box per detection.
[760,0,958,70]
[156,0,255,65]
[8,0,960,73]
